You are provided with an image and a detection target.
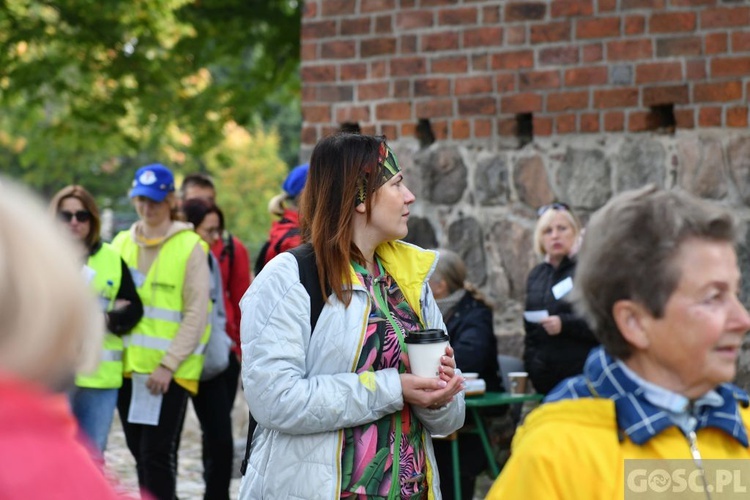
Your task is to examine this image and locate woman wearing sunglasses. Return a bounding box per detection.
[523,202,598,394]
[49,185,143,458]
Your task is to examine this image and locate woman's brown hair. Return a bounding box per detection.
[49,185,101,251]
[299,133,386,306]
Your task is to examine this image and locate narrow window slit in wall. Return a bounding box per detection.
[649,104,676,134]
[517,113,533,148]
[340,122,361,134]
[416,118,435,149]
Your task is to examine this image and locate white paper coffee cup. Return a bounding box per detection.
[405,329,449,378]
[508,371,528,395]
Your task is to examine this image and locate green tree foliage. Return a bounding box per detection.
[0,0,301,201]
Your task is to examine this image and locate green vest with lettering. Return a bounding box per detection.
[75,243,124,389]
[111,230,209,381]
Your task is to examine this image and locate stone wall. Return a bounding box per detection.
[380,131,750,388]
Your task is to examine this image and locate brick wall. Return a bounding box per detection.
[301,0,750,149]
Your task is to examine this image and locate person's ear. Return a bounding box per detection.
[355,201,366,214]
[612,300,651,350]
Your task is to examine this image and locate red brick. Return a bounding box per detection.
[301,64,336,83]
[396,10,433,30]
[303,2,317,18]
[318,85,354,103]
[390,57,427,77]
[375,15,392,34]
[727,106,749,127]
[607,39,653,62]
[358,82,389,100]
[674,108,695,129]
[482,6,501,24]
[622,0,665,8]
[438,7,478,25]
[496,73,516,93]
[501,93,543,113]
[656,36,702,57]
[598,0,616,11]
[474,119,492,137]
[431,120,449,140]
[636,62,682,84]
[458,96,497,115]
[643,85,689,106]
[400,0,416,8]
[455,76,493,95]
[593,88,639,108]
[534,116,554,136]
[671,0,715,5]
[321,40,355,59]
[711,57,750,78]
[303,20,337,40]
[693,81,743,102]
[564,67,608,87]
[452,119,471,140]
[686,59,707,80]
[505,26,527,45]
[472,54,489,71]
[400,35,418,54]
[505,2,546,21]
[335,106,370,123]
[376,102,412,121]
[698,107,722,127]
[556,114,577,134]
[539,47,579,65]
[301,125,317,145]
[732,32,750,52]
[576,17,620,39]
[519,70,561,91]
[380,124,399,140]
[361,0,396,13]
[301,42,317,62]
[625,15,645,35]
[370,61,387,78]
[303,104,331,122]
[361,38,397,58]
[340,17,372,36]
[498,117,516,137]
[583,43,603,62]
[530,21,572,44]
[604,111,625,131]
[321,0,355,16]
[628,111,651,132]
[401,122,417,138]
[580,113,600,132]
[705,33,728,55]
[701,7,750,29]
[546,90,589,112]
[414,78,451,97]
[358,125,375,136]
[649,12,696,33]
[340,63,367,81]
[464,27,503,48]
[394,80,411,98]
[432,56,469,74]
[302,86,316,102]
[421,32,460,51]
[415,99,453,118]
[491,51,534,70]
[551,0,593,18]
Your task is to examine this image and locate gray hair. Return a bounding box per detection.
[572,185,736,359]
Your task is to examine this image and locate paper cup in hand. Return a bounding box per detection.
[508,372,528,395]
[405,329,449,378]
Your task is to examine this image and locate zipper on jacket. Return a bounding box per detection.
[687,430,712,500]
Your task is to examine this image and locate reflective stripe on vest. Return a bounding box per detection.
[76,243,125,389]
[112,230,209,381]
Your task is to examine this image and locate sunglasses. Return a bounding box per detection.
[537,202,570,217]
[58,210,92,223]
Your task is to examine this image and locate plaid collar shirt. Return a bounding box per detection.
[544,347,749,446]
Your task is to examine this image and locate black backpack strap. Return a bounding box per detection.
[241,243,328,476]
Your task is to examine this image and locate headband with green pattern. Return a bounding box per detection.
[355,141,402,205]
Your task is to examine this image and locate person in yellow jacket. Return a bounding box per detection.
[49,185,143,458]
[112,164,210,500]
[488,185,750,500]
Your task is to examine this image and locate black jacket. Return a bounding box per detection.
[444,292,502,392]
[522,256,598,394]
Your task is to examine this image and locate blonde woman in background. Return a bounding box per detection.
[0,178,131,499]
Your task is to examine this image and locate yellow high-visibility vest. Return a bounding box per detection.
[75,242,123,389]
[112,230,209,384]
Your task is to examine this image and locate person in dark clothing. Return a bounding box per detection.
[429,248,502,500]
[523,203,598,395]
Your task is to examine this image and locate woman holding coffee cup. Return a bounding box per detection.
[240,133,465,500]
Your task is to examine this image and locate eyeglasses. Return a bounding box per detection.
[58,210,92,223]
[537,202,570,217]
